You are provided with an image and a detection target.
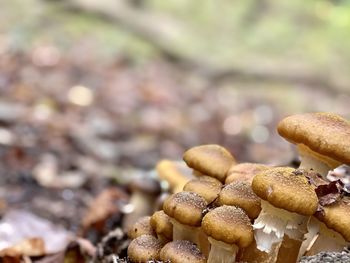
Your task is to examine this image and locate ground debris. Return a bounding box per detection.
[94,228,129,262]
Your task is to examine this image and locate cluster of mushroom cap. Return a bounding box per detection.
[161,144,258,263]
[126,112,350,263]
[277,113,350,257]
[126,144,257,262]
[277,112,350,178]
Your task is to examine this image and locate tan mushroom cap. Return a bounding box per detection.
[127,234,162,262]
[163,191,207,227]
[183,176,222,203]
[252,167,318,215]
[127,216,155,240]
[277,112,350,165]
[315,197,350,242]
[150,210,173,241]
[225,163,270,185]
[156,160,192,193]
[183,144,236,182]
[218,181,261,219]
[202,205,253,248]
[160,240,206,263]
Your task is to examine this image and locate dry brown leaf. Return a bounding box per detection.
[0,238,45,257]
[82,188,128,236]
[0,256,21,263]
[0,210,71,254]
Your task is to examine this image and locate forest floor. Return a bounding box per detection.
[0,1,350,262]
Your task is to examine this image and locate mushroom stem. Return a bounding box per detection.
[156,160,192,193]
[276,234,303,263]
[207,237,238,263]
[306,221,348,256]
[253,201,308,256]
[170,218,209,256]
[297,144,339,178]
[157,234,170,244]
[170,219,200,246]
[197,228,210,258]
[298,217,319,259]
[123,192,155,230]
[239,240,280,263]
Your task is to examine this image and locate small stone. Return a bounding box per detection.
[300,249,350,263]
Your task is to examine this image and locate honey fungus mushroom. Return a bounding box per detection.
[218,181,261,219]
[183,144,236,183]
[150,210,173,244]
[160,240,206,263]
[156,160,193,193]
[277,112,350,178]
[123,176,161,231]
[183,176,222,204]
[127,234,163,262]
[252,167,318,262]
[202,205,253,263]
[225,163,270,185]
[307,196,350,255]
[127,216,155,240]
[163,191,207,248]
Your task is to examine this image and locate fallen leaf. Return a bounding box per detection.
[303,169,328,188]
[0,238,45,257]
[29,238,95,263]
[82,188,128,239]
[316,179,348,206]
[0,210,71,254]
[0,256,21,263]
[33,252,64,263]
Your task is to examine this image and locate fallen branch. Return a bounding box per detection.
[55,0,349,95]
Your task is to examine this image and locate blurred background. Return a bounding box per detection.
[0,0,350,256]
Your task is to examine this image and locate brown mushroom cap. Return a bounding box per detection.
[315,197,350,242]
[202,205,253,248]
[252,167,318,215]
[127,216,155,239]
[218,181,261,219]
[225,163,270,185]
[183,144,236,182]
[127,234,162,262]
[163,191,206,227]
[277,112,350,165]
[150,210,173,241]
[183,176,222,203]
[129,176,161,196]
[160,240,206,263]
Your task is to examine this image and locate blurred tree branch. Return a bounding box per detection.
[55,0,348,95]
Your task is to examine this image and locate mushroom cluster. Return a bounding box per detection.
[125,112,350,263]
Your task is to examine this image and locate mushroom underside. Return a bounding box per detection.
[297,144,339,178]
[253,200,308,253]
